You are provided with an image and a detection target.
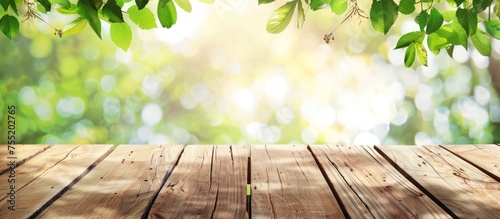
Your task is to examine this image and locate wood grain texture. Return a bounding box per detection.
[442,144,500,181]
[0,144,50,175]
[37,144,184,219]
[310,145,451,218]
[149,145,248,219]
[0,144,113,219]
[251,144,345,218]
[377,145,500,218]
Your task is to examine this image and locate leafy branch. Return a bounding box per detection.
[1,0,500,67]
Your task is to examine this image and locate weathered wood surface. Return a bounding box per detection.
[0,144,113,219]
[0,144,50,175]
[149,145,248,218]
[37,144,183,219]
[2,144,500,218]
[310,145,451,218]
[442,144,500,181]
[377,145,500,218]
[251,144,345,218]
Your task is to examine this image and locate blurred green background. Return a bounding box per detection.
[1,1,499,145]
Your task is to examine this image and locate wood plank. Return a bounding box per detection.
[310,145,451,218]
[251,144,345,218]
[377,145,500,218]
[0,144,113,219]
[37,144,184,219]
[149,145,248,218]
[0,144,50,175]
[442,144,500,181]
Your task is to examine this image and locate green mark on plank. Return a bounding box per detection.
[247,184,251,195]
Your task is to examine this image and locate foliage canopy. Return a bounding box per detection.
[1,1,498,145]
[1,0,500,66]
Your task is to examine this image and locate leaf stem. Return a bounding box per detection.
[488,5,491,21]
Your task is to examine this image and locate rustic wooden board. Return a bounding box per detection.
[0,144,50,175]
[309,145,451,218]
[37,144,184,219]
[251,144,345,218]
[0,144,113,219]
[149,145,248,218]
[377,145,500,218]
[442,144,500,181]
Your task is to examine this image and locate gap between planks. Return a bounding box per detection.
[376,145,500,218]
[0,144,115,219]
[309,145,451,218]
[439,144,500,183]
[0,144,50,175]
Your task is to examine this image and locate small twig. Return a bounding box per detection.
[324,0,368,43]
[488,4,491,21]
[23,0,63,37]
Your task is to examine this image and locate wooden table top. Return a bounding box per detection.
[1,144,499,218]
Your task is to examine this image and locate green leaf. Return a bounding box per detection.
[471,28,491,55]
[370,0,399,34]
[158,0,177,28]
[199,0,215,3]
[49,0,70,7]
[441,10,455,22]
[415,43,427,66]
[78,0,101,38]
[37,1,48,14]
[0,1,8,11]
[404,43,416,67]
[395,31,424,49]
[427,33,446,55]
[310,0,331,11]
[0,14,19,39]
[454,0,465,6]
[451,21,468,48]
[427,24,467,54]
[330,0,348,15]
[472,0,493,13]
[426,8,443,34]
[486,19,500,40]
[94,0,104,9]
[266,0,297,34]
[398,0,415,15]
[116,0,124,7]
[484,0,494,9]
[415,11,428,32]
[110,22,132,51]
[63,17,87,36]
[174,0,192,12]
[128,5,157,29]
[446,0,457,7]
[297,0,305,29]
[102,0,124,23]
[259,0,276,4]
[8,0,18,15]
[57,5,78,14]
[37,0,52,11]
[0,0,17,15]
[136,0,149,9]
[456,8,477,36]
